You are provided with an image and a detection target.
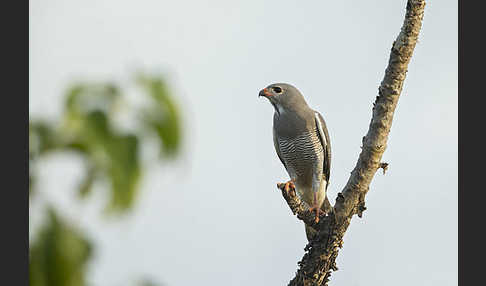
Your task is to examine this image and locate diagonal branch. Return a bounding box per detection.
[277,182,322,227]
[277,1,426,285]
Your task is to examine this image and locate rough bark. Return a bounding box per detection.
[277,1,426,285]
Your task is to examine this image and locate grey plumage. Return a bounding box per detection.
[260,83,331,240]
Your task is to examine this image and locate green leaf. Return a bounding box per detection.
[29,121,59,155]
[83,110,111,144]
[105,134,141,212]
[65,85,85,114]
[137,75,182,157]
[77,165,96,198]
[65,83,119,116]
[29,208,92,286]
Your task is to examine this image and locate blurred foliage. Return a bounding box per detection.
[29,208,92,286]
[137,75,181,157]
[29,74,182,286]
[29,75,182,212]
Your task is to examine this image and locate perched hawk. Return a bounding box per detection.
[260,83,332,240]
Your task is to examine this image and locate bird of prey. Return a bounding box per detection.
[259,83,331,240]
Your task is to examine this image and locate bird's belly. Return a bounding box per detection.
[278,133,324,186]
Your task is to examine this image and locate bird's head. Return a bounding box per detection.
[259,83,309,114]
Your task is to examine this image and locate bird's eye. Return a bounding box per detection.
[272,86,283,94]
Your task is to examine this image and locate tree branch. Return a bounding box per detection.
[277,182,321,227]
[278,1,426,285]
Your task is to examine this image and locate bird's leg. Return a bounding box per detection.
[308,192,326,223]
[277,180,296,197]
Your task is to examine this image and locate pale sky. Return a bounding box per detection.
[30,1,457,285]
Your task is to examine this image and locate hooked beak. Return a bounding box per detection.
[258,88,272,98]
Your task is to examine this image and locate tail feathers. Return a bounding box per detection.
[321,193,332,214]
[305,196,333,241]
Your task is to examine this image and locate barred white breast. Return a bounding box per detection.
[277,126,324,183]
